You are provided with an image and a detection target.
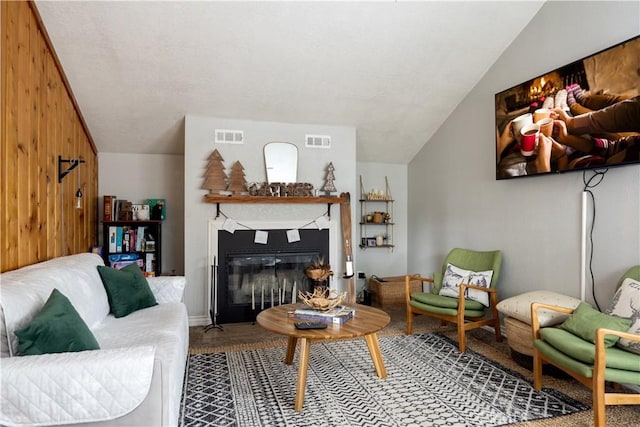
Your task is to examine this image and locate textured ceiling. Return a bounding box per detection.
[35,1,543,164]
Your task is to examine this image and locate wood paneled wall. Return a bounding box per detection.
[1,1,98,272]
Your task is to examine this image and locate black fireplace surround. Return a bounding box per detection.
[215,229,329,324]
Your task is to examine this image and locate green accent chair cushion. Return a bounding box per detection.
[97,264,157,318]
[539,328,640,371]
[15,289,100,355]
[410,293,486,317]
[560,302,632,347]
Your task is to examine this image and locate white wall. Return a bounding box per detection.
[408,1,640,308]
[98,153,185,275]
[184,115,356,321]
[355,162,408,281]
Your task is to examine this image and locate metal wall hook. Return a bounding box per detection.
[58,155,85,183]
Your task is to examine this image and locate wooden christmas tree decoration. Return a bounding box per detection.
[321,162,336,195]
[226,161,248,195]
[202,149,228,194]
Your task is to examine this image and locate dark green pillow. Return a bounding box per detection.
[15,289,100,356]
[97,264,157,318]
[560,302,632,347]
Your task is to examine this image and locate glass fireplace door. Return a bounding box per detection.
[216,228,330,324]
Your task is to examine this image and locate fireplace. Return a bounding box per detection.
[209,224,332,324]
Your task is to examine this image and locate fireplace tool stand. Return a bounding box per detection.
[204,259,223,332]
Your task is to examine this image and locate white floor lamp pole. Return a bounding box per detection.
[580,191,588,302]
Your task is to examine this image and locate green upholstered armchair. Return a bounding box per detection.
[532,266,640,427]
[405,248,503,352]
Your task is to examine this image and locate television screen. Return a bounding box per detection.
[495,35,640,180]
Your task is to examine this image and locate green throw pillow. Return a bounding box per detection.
[560,302,632,347]
[97,264,157,318]
[15,289,100,356]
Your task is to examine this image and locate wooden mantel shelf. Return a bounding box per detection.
[203,195,347,204]
[203,193,349,218]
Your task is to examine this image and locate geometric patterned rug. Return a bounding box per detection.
[179,333,588,426]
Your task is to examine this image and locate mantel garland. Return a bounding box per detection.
[216,209,331,245]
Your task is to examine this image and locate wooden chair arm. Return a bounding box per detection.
[405,274,431,303]
[594,328,640,384]
[460,283,497,293]
[531,302,575,339]
[458,283,499,311]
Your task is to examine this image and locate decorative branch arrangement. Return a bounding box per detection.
[298,287,346,311]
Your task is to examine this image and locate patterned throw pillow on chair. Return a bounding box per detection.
[439,263,493,307]
[607,278,640,354]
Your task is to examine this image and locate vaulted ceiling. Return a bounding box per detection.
[36,1,544,164]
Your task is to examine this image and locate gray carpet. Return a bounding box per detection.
[179,333,588,426]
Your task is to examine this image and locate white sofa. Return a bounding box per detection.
[0,253,189,427]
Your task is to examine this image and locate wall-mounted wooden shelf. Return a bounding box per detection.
[203,194,348,218]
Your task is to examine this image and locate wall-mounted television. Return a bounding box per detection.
[495,35,639,180]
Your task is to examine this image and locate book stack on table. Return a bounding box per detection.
[289,306,356,324]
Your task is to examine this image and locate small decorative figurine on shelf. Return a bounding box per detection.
[226,161,248,195]
[359,175,393,200]
[202,149,228,195]
[321,162,336,195]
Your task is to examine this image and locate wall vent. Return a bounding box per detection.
[305,134,331,149]
[215,129,244,144]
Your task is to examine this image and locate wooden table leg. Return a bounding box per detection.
[294,338,311,411]
[285,336,298,365]
[364,332,387,378]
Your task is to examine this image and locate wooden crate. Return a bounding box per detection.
[368,275,423,308]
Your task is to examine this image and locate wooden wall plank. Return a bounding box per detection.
[16,2,31,267]
[29,3,40,262]
[52,50,62,257]
[0,0,4,268]
[45,51,57,258]
[3,1,20,269]
[36,22,47,261]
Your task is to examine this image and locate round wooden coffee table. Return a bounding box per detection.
[256,303,390,411]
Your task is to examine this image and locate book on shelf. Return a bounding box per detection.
[289,305,356,324]
[123,229,131,252]
[115,227,123,252]
[146,198,166,220]
[103,195,116,221]
[108,226,117,252]
[135,226,146,251]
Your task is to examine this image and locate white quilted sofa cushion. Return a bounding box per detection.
[1,253,109,357]
[92,302,189,425]
[1,346,156,427]
[147,276,186,304]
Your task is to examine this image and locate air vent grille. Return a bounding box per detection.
[215,129,244,144]
[305,134,331,149]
